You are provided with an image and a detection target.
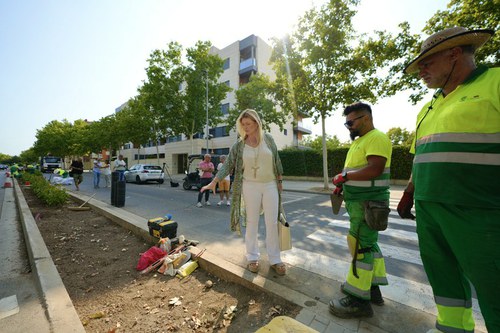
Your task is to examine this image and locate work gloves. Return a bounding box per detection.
[397,191,416,220]
[332,173,347,186]
[332,174,345,196]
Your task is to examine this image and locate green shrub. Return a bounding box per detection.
[22,173,69,206]
[280,146,412,180]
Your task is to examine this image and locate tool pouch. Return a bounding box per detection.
[363,200,390,231]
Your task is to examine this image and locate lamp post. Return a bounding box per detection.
[204,70,209,153]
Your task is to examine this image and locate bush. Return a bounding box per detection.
[22,173,69,206]
[280,146,412,180]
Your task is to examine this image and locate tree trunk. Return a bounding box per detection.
[321,114,329,190]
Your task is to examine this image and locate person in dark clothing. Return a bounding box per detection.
[70,157,84,191]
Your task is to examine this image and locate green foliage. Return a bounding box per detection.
[424,0,499,68]
[302,134,344,151]
[270,0,410,185]
[226,73,291,133]
[23,173,69,207]
[279,147,412,180]
[386,127,414,146]
[136,40,231,142]
[390,146,414,180]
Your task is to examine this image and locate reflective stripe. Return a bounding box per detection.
[435,296,472,308]
[344,167,390,173]
[343,167,390,187]
[372,276,388,285]
[356,261,373,271]
[416,132,500,147]
[342,283,370,299]
[345,179,390,187]
[414,152,500,166]
[435,323,474,333]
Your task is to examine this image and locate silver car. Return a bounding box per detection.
[124,164,165,184]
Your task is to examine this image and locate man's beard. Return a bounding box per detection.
[350,130,360,140]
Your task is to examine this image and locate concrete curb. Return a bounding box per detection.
[13,179,85,333]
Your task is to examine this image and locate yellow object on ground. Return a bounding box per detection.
[255,316,318,332]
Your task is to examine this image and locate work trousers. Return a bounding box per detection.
[416,200,500,333]
[343,201,388,300]
[242,181,281,265]
[197,177,212,202]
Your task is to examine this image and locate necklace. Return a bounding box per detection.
[251,143,260,178]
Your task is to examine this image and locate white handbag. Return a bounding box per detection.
[277,194,292,251]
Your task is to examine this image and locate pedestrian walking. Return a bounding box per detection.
[397,27,499,333]
[201,109,286,276]
[70,157,84,191]
[329,102,392,319]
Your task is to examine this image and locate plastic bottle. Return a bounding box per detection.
[159,238,171,253]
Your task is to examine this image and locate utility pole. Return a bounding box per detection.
[205,70,209,153]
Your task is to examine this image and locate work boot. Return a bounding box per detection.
[329,294,373,319]
[370,285,384,305]
[340,283,384,306]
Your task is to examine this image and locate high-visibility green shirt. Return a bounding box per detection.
[343,129,392,201]
[411,66,500,208]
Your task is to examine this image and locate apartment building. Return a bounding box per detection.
[118,34,311,174]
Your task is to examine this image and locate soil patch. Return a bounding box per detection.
[20,186,301,332]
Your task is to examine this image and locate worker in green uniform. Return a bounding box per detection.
[397,27,499,333]
[329,102,392,319]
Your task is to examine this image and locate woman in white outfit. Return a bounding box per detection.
[202,109,286,275]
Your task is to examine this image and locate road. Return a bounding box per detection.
[46,172,486,330]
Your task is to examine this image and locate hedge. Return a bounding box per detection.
[280,146,413,180]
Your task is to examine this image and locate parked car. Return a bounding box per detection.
[124,164,165,184]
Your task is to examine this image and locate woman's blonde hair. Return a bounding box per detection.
[236,109,263,143]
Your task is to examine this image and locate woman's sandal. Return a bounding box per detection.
[247,261,259,273]
[271,263,286,276]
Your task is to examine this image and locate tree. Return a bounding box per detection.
[33,120,73,158]
[424,0,499,68]
[19,147,39,164]
[139,41,231,154]
[225,73,291,133]
[303,134,343,151]
[116,96,155,162]
[271,0,407,188]
[386,127,414,146]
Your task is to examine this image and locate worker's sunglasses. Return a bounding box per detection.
[344,115,365,128]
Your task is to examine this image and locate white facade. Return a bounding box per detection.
[118,34,310,173]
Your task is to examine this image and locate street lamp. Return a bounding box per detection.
[204,70,209,153]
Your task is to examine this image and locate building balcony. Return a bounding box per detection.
[293,125,312,135]
[239,57,257,75]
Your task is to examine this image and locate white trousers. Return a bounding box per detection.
[242,181,281,265]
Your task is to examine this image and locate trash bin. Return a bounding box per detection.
[111,171,126,207]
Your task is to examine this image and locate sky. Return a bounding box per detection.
[0,0,449,156]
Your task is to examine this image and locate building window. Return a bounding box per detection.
[221,103,230,115]
[223,58,230,70]
[209,126,230,138]
[166,135,182,143]
[224,80,230,87]
[284,129,288,136]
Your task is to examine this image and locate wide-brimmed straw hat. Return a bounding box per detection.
[404,27,494,74]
